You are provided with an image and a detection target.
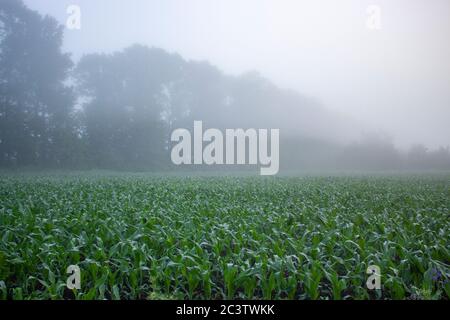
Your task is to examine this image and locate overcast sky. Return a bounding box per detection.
[24,0,450,149]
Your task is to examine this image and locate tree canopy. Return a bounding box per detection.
[1,0,449,171]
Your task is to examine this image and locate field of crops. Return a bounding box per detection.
[0,173,449,300]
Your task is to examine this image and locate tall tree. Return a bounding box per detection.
[75,45,185,169]
[0,0,74,167]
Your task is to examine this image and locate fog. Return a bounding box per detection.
[23,0,450,149]
[1,0,449,171]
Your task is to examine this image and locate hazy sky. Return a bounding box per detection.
[24,0,450,149]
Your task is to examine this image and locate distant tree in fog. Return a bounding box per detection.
[75,45,185,169]
[339,134,402,171]
[0,0,75,167]
[1,0,449,172]
[407,144,450,170]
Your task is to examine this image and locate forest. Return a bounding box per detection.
[1,0,449,172]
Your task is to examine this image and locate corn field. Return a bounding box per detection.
[0,174,449,300]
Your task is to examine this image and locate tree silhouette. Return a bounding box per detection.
[0,0,74,167]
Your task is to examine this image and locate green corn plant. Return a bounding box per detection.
[304,262,322,300]
[325,270,347,300]
[223,263,238,299]
[0,281,7,300]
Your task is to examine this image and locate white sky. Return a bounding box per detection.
[24,0,450,149]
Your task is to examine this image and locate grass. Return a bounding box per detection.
[0,173,449,300]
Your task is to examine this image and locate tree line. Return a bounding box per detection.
[1,0,449,171]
